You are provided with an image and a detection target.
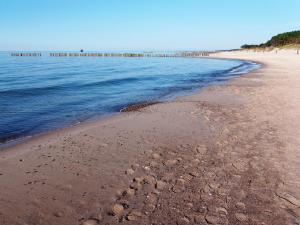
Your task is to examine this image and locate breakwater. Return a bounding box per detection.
[10,51,211,57]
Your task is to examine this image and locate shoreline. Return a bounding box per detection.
[1,49,300,224]
[0,57,259,151]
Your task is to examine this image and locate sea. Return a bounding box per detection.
[0,52,259,145]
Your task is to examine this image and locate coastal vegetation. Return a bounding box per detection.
[241,30,300,49]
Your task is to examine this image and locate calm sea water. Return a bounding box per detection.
[0,52,259,144]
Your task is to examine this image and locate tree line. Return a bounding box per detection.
[241,30,300,49]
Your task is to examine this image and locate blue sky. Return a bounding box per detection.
[0,0,299,51]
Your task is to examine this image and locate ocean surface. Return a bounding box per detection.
[0,52,259,144]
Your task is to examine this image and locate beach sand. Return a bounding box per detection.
[0,49,300,224]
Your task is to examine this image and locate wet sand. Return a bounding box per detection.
[0,49,300,225]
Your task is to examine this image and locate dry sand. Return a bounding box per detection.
[0,49,300,225]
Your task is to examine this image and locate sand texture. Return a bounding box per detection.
[0,49,300,224]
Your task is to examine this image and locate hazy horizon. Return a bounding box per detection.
[1,0,300,51]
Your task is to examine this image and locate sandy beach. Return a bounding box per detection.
[0,49,300,225]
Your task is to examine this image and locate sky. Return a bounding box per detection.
[0,0,299,51]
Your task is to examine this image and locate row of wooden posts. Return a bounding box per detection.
[11,52,211,57]
[11,53,42,57]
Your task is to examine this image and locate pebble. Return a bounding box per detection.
[193,159,200,164]
[173,179,185,193]
[125,188,135,197]
[156,180,166,190]
[164,159,177,166]
[150,161,159,167]
[186,203,193,209]
[82,219,99,225]
[144,203,156,213]
[189,171,199,177]
[143,166,151,171]
[111,204,124,216]
[235,202,246,210]
[216,207,228,216]
[131,164,140,170]
[208,183,220,190]
[205,215,219,224]
[130,178,142,190]
[115,189,123,198]
[53,212,63,217]
[126,210,143,221]
[195,145,207,154]
[235,213,248,222]
[152,153,161,159]
[125,168,135,175]
[143,175,156,186]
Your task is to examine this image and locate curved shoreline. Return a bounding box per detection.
[1,49,300,224]
[0,57,259,151]
[0,57,260,152]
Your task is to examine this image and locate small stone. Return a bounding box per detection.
[144,203,156,213]
[82,219,99,225]
[217,207,227,216]
[152,153,161,159]
[235,213,248,222]
[164,159,177,166]
[53,212,63,217]
[127,210,143,221]
[143,175,156,186]
[235,202,246,210]
[173,179,185,193]
[111,204,124,216]
[182,174,193,181]
[195,145,207,154]
[186,203,193,209]
[193,159,200,164]
[209,183,220,190]
[205,215,219,224]
[156,180,166,190]
[130,182,141,190]
[189,171,199,177]
[115,189,123,198]
[143,166,151,171]
[131,164,140,170]
[124,188,135,197]
[125,168,135,175]
[150,161,159,167]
